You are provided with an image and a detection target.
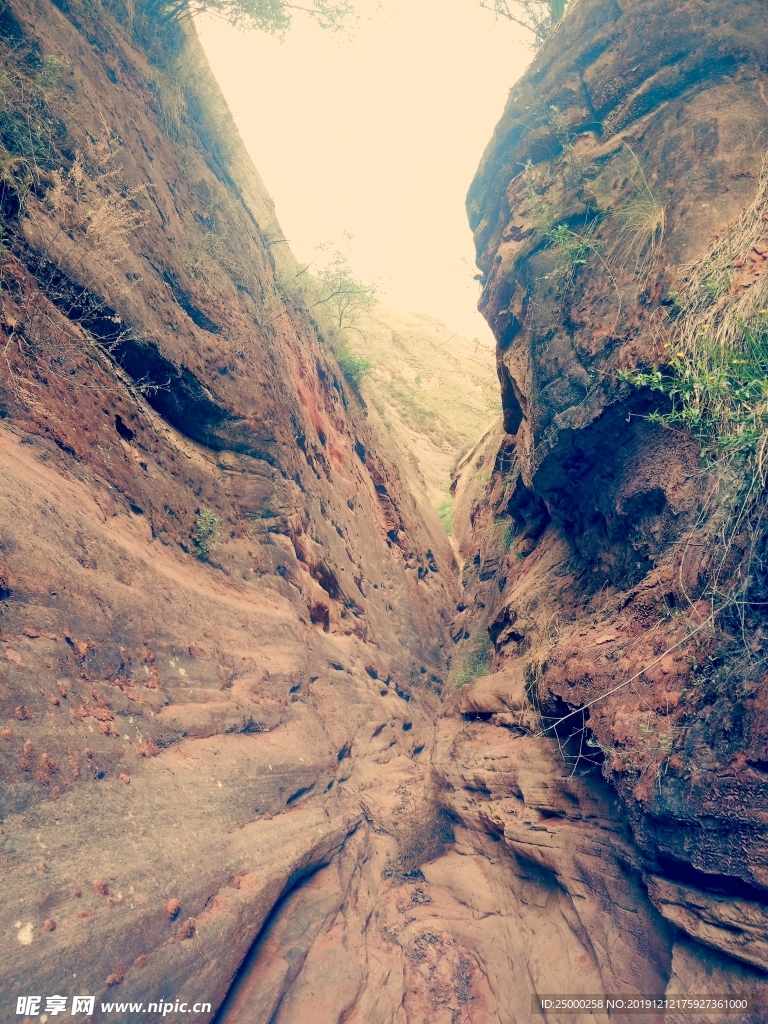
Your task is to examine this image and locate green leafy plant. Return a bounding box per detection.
[620,316,768,465]
[619,152,768,479]
[545,221,591,284]
[519,110,625,325]
[619,151,768,630]
[704,271,732,302]
[335,348,371,388]
[435,496,455,535]
[195,508,221,560]
[311,244,377,334]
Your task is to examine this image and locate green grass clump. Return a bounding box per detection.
[195,508,221,560]
[0,43,67,200]
[545,221,591,282]
[451,629,491,689]
[435,497,454,535]
[620,314,768,466]
[489,515,515,553]
[622,151,768,491]
[619,151,768,620]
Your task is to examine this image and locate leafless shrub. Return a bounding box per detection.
[389,791,454,875]
[480,0,566,47]
[28,118,148,273]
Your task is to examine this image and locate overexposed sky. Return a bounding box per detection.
[197,0,531,341]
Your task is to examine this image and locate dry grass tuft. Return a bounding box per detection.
[389,792,455,875]
[612,143,666,282]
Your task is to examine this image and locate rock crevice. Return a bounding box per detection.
[2,0,768,1020]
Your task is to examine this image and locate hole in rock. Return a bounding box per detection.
[114,415,135,441]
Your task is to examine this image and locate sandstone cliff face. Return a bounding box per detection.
[3,0,768,1019]
[0,0,456,1011]
[451,0,768,1011]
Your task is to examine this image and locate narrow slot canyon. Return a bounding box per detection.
[1,0,767,1022]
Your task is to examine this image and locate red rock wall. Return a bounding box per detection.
[0,0,457,1010]
[456,0,768,1002]
[3,0,768,1016]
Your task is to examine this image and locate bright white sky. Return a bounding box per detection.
[197,0,531,342]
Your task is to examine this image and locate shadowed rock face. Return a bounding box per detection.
[453,0,768,1009]
[2,0,767,1019]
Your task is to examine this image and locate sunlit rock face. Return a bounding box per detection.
[455,0,768,1010]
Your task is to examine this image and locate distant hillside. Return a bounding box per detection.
[343,306,500,510]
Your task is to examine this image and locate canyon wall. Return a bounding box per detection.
[1,0,767,1020]
[0,0,458,1012]
[451,0,768,1014]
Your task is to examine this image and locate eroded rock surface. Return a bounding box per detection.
[0,0,452,1013]
[2,0,768,1020]
[448,0,768,1015]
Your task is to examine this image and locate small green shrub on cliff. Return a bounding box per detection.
[435,496,455,535]
[522,147,613,301]
[621,151,768,618]
[195,508,221,560]
[450,629,491,689]
[490,516,515,553]
[335,348,371,388]
[544,221,592,287]
[620,316,768,464]
[622,151,768,480]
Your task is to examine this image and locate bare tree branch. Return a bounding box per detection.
[479,0,565,46]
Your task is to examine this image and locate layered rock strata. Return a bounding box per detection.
[450,0,768,1013]
[2,0,767,1020]
[0,0,454,1011]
